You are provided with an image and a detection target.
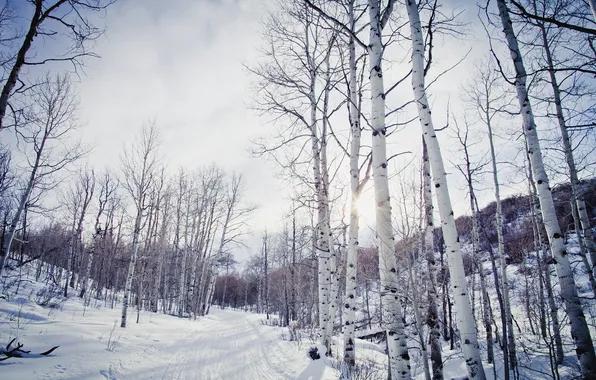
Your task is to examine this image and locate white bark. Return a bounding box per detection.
[204,268,217,315]
[368,1,411,378]
[80,191,102,302]
[458,133,493,367]
[537,20,596,278]
[495,0,596,375]
[526,143,565,364]
[485,105,516,373]
[179,184,193,317]
[321,44,339,350]
[590,0,596,23]
[121,211,142,328]
[343,0,360,370]
[406,1,485,378]
[407,258,430,380]
[422,140,443,380]
[306,33,332,350]
[120,124,159,328]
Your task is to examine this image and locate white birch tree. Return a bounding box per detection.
[422,139,443,380]
[120,122,160,328]
[405,1,485,378]
[494,0,596,375]
[342,0,369,367]
[368,1,411,378]
[250,1,340,353]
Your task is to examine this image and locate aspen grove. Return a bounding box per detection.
[1,0,596,379]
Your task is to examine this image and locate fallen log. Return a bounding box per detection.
[0,338,59,361]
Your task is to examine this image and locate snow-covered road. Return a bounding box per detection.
[133,309,305,380]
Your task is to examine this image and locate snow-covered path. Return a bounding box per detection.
[1,291,340,380]
[132,309,304,379]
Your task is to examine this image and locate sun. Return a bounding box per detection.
[352,193,376,224]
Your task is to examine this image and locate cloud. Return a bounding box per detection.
[76,0,287,255]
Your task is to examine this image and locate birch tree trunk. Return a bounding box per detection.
[121,211,143,328]
[65,215,78,297]
[81,175,109,300]
[406,1,484,378]
[407,0,485,379]
[537,20,596,277]
[422,140,443,380]
[153,188,169,312]
[526,147,564,364]
[485,102,516,375]
[570,201,596,295]
[205,268,217,315]
[120,124,159,328]
[321,43,339,351]
[495,0,596,375]
[70,173,94,294]
[368,1,411,378]
[457,131,493,366]
[407,255,431,380]
[179,184,193,317]
[343,0,361,370]
[307,38,332,351]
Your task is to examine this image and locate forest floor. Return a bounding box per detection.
[0,268,341,379]
[2,244,594,380]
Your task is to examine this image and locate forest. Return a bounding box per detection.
[1,0,596,379]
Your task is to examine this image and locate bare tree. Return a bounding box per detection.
[120,122,160,328]
[79,170,117,299]
[250,0,341,354]
[63,168,95,297]
[492,0,596,376]
[406,0,485,378]
[0,0,115,131]
[0,74,84,279]
[451,118,494,369]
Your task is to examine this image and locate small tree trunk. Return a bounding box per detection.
[422,139,443,380]
[121,211,142,328]
[407,257,431,380]
[343,0,361,369]
[571,200,596,295]
[485,95,516,376]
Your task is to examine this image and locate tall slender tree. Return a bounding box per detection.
[120,123,160,328]
[493,0,596,376]
[406,1,485,378]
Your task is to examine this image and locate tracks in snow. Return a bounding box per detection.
[125,309,295,380]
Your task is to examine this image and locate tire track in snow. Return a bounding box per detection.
[125,309,288,379]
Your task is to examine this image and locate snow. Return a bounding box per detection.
[0,266,341,379]
[2,226,595,379]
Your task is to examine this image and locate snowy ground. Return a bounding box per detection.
[3,230,595,380]
[0,297,343,379]
[0,266,343,380]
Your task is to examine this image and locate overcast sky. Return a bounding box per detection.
[37,0,563,262]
